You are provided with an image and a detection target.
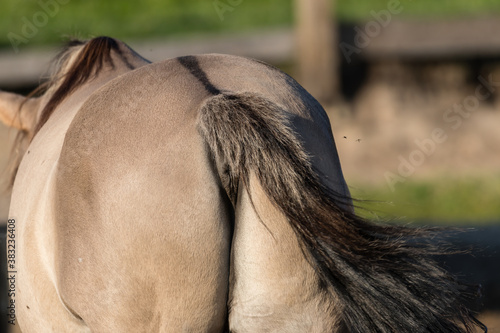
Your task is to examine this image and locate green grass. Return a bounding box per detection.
[0,0,293,49]
[337,0,500,21]
[1,0,500,49]
[350,176,500,226]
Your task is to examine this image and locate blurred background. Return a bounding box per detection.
[0,0,499,331]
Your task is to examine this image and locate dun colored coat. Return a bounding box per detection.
[0,37,485,332]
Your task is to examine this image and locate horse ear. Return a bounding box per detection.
[0,90,40,132]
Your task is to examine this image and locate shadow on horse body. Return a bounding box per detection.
[0,37,486,332]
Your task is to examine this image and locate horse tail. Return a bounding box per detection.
[198,92,485,333]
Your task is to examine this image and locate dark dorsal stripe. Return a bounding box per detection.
[33,37,123,136]
[177,56,221,96]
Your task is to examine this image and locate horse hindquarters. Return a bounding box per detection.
[53,87,232,332]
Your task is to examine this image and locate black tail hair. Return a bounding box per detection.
[198,92,486,332]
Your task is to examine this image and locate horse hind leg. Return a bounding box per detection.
[227,177,340,333]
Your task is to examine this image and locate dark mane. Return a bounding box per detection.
[33,36,121,135]
[4,37,121,190]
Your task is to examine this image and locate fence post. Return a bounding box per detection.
[295,0,339,104]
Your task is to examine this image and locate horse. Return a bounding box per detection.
[0,37,486,332]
